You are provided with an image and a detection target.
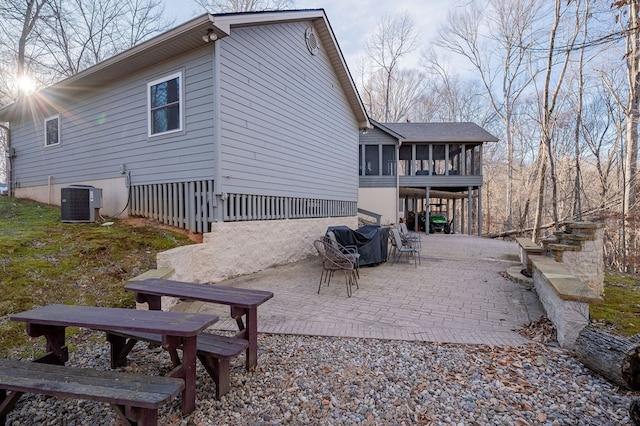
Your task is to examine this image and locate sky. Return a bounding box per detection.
[162,0,460,72]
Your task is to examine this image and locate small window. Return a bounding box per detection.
[44,115,60,146]
[148,72,182,136]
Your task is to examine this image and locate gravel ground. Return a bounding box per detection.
[4,330,635,426]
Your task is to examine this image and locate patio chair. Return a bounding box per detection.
[399,222,421,249]
[313,239,359,297]
[389,228,421,267]
[326,231,360,279]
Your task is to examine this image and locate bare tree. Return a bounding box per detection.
[571,0,592,221]
[0,0,48,95]
[0,0,49,185]
[434,0,540,232]
[609,0,640,271]
[194,0,292,13]
[361,67,425,122]
[36,0,172,78]
[583,77,622,209]
[365,12,418,122]
[421,50,497,125]
[531,0,581,241]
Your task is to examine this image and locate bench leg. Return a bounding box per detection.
[197,354,231,399]
[113,404,158,426]
[106,333,138,368]
[1,389,24,426]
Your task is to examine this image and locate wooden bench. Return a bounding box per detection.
[0,359,184,426]
[529,254,603,348]
[107,330,249,399]
[515,237,544,272]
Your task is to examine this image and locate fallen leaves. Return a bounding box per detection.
[517,316,557,344]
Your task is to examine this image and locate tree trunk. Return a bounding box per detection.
[624,0,640,273]
[573,327,640,391]
[531,145,547,242]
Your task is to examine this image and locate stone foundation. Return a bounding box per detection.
[157,216,358,283]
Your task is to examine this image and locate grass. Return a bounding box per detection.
[0,196,195,356]
[590,273,640,337]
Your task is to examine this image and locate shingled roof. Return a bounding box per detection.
[376,121,499,143]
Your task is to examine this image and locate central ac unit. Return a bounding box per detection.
[61,185,103,223]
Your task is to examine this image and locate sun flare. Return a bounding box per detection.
[16,75,37,95]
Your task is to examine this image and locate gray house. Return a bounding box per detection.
[359,120,498,235]
[0,10,369,282]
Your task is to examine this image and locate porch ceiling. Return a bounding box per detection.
[399,188,471,199]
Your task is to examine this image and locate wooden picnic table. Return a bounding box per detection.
[125,278,274,371]
[10,304,218,415]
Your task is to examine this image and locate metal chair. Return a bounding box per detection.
[389,228,421,267]
[399,222,421,248]
[326,231,360,279]
[313,239,359,297]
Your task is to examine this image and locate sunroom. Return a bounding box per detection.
[358,121,499,235]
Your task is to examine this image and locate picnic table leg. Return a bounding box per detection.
[165,335,197,415]
[232,307,258,371]
[180,336,197,415]
[134,293,162,311]
[26,324,68,365]
[106,333,139,368]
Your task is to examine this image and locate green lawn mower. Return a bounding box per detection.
[428,203,452,234]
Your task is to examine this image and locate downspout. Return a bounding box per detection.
[212,38,224,223]
[396,140,401,224]
[0,124,13,197]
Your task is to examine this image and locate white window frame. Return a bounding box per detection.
[147,71,183,137]
[44,115,60,147]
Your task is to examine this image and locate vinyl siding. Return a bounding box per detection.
[360,127,398,145]
[11,47,216,188]
[218,21,359,201]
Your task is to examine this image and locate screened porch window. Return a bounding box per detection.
[364,145,379,175]
[432,144,446,175]
[414,144,429,175]
[382,145,395,176]
[399,145,412,176]
[148,72,182,136]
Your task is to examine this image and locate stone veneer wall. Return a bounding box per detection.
[157,216,359,283]
[532,265,590,348]
[545,223,605,296]
[560,227,605,295]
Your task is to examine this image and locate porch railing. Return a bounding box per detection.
[129,182,356,232]
[223,193,356,221]
[130,180,215,233]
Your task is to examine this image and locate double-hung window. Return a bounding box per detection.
[44,115,60,146]
[148,72,182,136]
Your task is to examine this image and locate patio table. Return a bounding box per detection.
[10,304,217,415]
[125,278,273,371]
